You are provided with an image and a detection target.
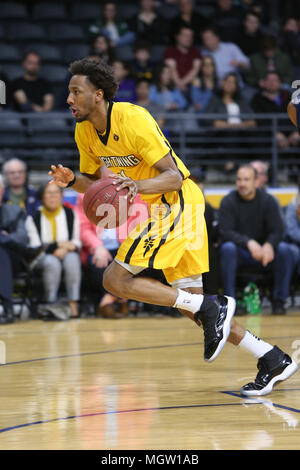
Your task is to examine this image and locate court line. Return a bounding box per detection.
[0,342,203,367]
[0,401,264,435]
[221,391,300,414]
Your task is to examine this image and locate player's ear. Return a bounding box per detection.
[95,89,104,103]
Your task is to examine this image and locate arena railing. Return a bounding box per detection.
[0,111,298,186]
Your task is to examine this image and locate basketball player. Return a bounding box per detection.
[49,59,297,396]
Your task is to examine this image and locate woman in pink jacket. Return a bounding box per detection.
[75,193,148,318]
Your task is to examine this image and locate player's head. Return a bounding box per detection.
[67,58,118,122]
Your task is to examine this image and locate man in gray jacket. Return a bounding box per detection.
[0,174,28,324]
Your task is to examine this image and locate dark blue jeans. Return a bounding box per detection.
[219,241,296,301]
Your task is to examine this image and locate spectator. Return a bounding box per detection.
[135,79,165,129]
[190,55,218,113]
[90,34,116,65]
[235,11,263,56]
[0,174,28,324]
[112,60,137,103]
[88,1,135,46]
[2,158,40,216]
[0,70,7,111]
[164,27,202,93]
[214,0,244,42]
[9,52,54,113]
[25,183,82,319]
[219,164,295,315]
[129,0,167,45]
[169,0,206,44]
[149,64,187,111]
[201,26,249,83]
[279,17,300,66]
[284,192,300,284]
[131,41,156,82]
[246,35,294,88]
[205,72,256,129]
[250,160,269,189]
[251,71,299,147]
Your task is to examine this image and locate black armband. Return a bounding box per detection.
[66,175,76,188]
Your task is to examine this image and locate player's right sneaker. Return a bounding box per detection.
[194,294,236,362]
[240,346,298,396]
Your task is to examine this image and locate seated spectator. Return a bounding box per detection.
[205,72,256,129]
[284,192,300,281]
[90,34,116,65]
[164,26,202,93]
[112,60,137,103]
[88,1,135,46]
[0,174,28,324]
[2,158,40,216]
[279,17,300,67]
[75,193,148,318]
[235,11,263,56]
[9,52,54,113]
[219,164,295,315]
[129,0,167,44]
[131,41,156,82]
[25,183,82,319]
[213,0,244,42]
[201,26,249,83]
[149,64,187,111]
[250,160,269,190]
[169,0,206,44]
[135,79,165,129]
[246,35,294,88]
[251,71,299,147]
[190,55,218,113]
[0,70,7,111]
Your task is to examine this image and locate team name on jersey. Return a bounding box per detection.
[99,155,141,168]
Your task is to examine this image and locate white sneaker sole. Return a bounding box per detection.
[240,360,298,396]
[205,296,236,363]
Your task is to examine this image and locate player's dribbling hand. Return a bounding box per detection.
[48,164,74,188]
[109,174,138,203]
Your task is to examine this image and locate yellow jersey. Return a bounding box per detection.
[76,101,190,204]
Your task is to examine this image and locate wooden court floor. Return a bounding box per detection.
[0,313,300,450]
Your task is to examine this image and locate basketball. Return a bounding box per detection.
[83,177,131,228]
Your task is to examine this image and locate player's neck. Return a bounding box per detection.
[88,100,109,134]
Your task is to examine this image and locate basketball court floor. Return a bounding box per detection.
[0,313,299,450]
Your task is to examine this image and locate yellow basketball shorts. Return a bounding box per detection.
[115,178,209,284]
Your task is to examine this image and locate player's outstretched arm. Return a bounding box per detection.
[48,164,101,193]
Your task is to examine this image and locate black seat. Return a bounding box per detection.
[8,23,47,42]
[49,23,86,43]
[1,64,23,81]
[0,44,21,63]
[0,2,28,21]
[32,3,66,21]
[23,44,63,64]
[63,44,90,64]
[71,3,101,22]
[40,65,69,84]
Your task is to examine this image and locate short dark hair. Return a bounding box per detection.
[69,58,118,101]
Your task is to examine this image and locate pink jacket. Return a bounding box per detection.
[75,193,149,265]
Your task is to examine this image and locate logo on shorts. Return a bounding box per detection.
[114,133,119,141]
[143,237,156,257]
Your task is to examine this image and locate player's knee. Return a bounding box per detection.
[103,266,115,294]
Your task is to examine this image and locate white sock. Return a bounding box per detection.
[173,289,204,314]
[238,330,273,358]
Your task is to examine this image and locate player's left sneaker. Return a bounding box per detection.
[240,346,298,396]
[194,294,236,363]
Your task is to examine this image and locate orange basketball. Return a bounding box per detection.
[83,178,131,228]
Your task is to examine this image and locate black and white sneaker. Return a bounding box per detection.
[240,346,298,396]
[194,294,236,362]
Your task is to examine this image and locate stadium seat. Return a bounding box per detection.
[63,44,90,64]
[2,64,23,81]
[116,4,139,20]
[0,2,28,20]
[49,23,86,43]
[71,3,102,22]
[116,45,134,62]
[23,44,63,64]
[32,3,66,21]
[158,3,179,20]
[0,44,21,63]
[0,112,24,131]
[0,25,6,40]
[29,132,74,146]
[151,45,166,63]
[28,114,70,131]
[40,65,69,84]
[8,23,47,42]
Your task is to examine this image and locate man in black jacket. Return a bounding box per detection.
[219,164,295,314]
[0,175,28,324]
